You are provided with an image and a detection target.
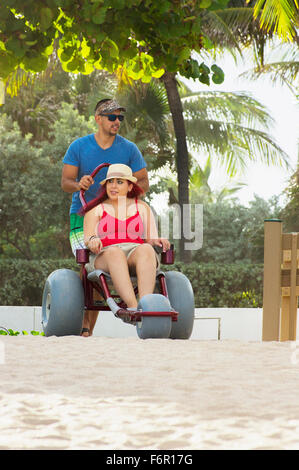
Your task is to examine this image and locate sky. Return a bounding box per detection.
[182,51,299,208]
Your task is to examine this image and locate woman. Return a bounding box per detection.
[83,163,170,313]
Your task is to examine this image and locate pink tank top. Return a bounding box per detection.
[97,199,145,247]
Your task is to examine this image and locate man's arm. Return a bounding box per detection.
[61,164,94,193]
[133,167,149,194]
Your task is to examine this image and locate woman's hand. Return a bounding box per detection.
[149,238,171,252]
[87,236,103,254]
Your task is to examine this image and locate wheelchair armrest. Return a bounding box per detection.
[154,244,175,264]
[76,248,90,264]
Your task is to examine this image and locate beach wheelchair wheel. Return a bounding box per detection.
[164,271,195,339]
[42,269,84,337]
[136,294,172,339]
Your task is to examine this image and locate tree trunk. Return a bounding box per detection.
[161,71,192,263]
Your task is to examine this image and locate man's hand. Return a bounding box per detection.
[79,175,94,191]
[61,164,95,193]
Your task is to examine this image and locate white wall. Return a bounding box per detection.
[4,305,299,341]
[194,308,264,341]
[0,306,42,333]
[0,306,266,341]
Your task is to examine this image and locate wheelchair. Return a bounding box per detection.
[41,164,195,340]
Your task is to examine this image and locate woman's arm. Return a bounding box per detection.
[139,202,170,252]
[83,206,103,254]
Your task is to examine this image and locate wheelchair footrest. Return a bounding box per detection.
[116,309,178,324]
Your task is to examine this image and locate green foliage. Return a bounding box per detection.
[253,0,298,40]
[0,0,228,87]
[183,90,290,176]
[163,261,263,307]
[0,328,44,336]
[181,60,225,85]
[280,171,299,232]
[1,62,73,140]
[159,156,246,205]
[41,102,96,161]
[0,257,263,308]
[0,258,78,306]
[193,195,282,264]
[0,113,71,259]
[118,80,174,171]
[0,105,97,260]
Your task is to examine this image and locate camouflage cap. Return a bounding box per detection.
[95,99,126,115]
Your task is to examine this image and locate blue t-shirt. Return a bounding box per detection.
[63,134,147,214]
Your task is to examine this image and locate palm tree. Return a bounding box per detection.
[117,80,174,172]
[159,0,298,261]
[181,87,290,175]
[128,78,288,217]
[239,40,299,95]
[3,1,297,262]
[118,77,290,184]
[252,0,299,41]
[1,61,72,141]
[159,79,289,176]
[159,156,246,205]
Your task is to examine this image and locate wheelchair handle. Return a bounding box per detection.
[79,162,110,210]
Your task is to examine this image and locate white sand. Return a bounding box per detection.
[1,336,299,450]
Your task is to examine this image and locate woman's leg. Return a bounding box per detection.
[127,244,157,299]
[95,246,138,308]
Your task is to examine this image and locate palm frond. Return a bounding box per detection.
[185,117,290,176]
[241,59,299,91]
[252,0,299,40]
[5,68,36,98]
[0,80,4,105]
[156,157,245,204]
[200,7,256,50]
[182,91,275,130]
[190,156,212,188]
[239,40,299,91]
[118,80,170,147]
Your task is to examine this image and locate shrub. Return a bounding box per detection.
[0,328,44,336]
[0,258,263,308]
[0,258,78,306]
[163,261,263,308]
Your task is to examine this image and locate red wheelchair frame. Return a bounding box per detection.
[76,163,178,325]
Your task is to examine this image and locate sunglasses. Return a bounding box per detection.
[99,114,125,122]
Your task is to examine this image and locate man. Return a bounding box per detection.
[61,98,149,336]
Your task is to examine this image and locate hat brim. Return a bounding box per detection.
[100,175,137,185]
[113,106,126,112]
[101,106,126,113]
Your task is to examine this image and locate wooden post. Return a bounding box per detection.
[262,219,282,341]
[280,233,299,341]
[288,233,297,340]
[281,233,292,341]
